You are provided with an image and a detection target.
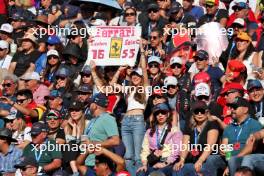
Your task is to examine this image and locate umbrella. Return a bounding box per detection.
[70,0,122,10]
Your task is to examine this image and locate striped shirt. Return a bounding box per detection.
[0,144,22,174]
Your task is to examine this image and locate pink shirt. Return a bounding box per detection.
[33,84,50,105]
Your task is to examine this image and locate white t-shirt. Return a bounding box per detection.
[0,55,12,69]
[12,127,32,144]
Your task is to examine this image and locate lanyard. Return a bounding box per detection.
[255,102,263,119]
[194,128,199,144]
[34,139,48,162]
[86,118,98,137]
[0,57,6,68]
[156,125,167,148]
[234,118,251,142]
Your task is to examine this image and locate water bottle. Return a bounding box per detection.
[10,42,17,56]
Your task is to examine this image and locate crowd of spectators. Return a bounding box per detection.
[0,0,264,176]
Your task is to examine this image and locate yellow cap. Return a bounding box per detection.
[236,32,252,42]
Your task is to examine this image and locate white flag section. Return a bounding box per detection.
[86,26,142,66]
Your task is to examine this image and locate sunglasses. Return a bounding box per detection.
[48,56,59,60]
[249,88,262,93]
[170,64,182,69]
[149,63,159,68]
[47,116,59,120]
[167,85,177,89]
[236,39,249,43]
[148,9,159,13]
[205,4,214,8]
[150,36,158,40]
[227,104,238,110]
[125,12,136,17]
[56,76,66,80]
[233,7,243,12]
[21,167,34,171]
[69,108,82,112]
[2,83,12,87]
[153,94,163,99]
[195,57,206,62]
[154,110,168,116]
[16,98,27,104]
[193,108,206,115]
[197,95,209,101]
[224,91,237,96]
[78,92,92,96]
[81,73,91,77]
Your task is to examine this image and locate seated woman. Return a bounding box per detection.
[137,103,182,176]
[173,101,222,176]
[12,116,31,149]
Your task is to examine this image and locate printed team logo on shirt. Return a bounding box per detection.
[116,171,131,176]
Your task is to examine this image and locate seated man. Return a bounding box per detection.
[0,128,22,175]
[221,97,262,176]
[23,122,62,175]
[15,156,39,176]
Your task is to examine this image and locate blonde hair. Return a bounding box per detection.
[16,118,27,134]
[64,113,86,135]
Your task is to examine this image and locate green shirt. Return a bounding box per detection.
[84,112,119,166]
[23,139,62,166]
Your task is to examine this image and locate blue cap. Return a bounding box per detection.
[247,79,263,90]
[248,22,258,30]
[56,67,70,77]
[10,12,24,21]
[153,103,170,113]
[194,50,209,60]
[232,2,249,10]
[76,84,93,93]
[47,35,61,45]
[91,93,108,108]
[80,65,91,75]
[30,122,48,136]
[44,90,62,100]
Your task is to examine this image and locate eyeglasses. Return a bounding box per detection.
[56,76,66,80]
[154,110,168,116]
[149,63,159,68]
[148,9,159,13]
[170,64,182,69]
[205,4,214,8]
[197,95,209,101]
[16,98,27,104]
[193,108,206,115]
[249,88,262,93]
[125,12,136,17]
[2,83,12,87]
[167,85,177,89]
[150,36,158,40]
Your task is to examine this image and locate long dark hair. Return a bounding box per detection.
[43,57,61,81]
[231,43,255,61]
[149,110,172,137]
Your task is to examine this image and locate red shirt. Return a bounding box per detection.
[0,0,8,14]
[24,101,38,127]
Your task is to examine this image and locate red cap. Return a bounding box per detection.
[193,72,211,85]
[152,88,163,96]
[225,60,246,80]
[220,82,245,95]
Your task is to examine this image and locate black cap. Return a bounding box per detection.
[227,97,249,109]
[30,122,49,136]
[193,50,209,60]
[95,155,114,171]
[169,2,182,15]
[0,128,17,142]
[69,101,84,110]
[191,101,208,111]
[15,156,38,169]
[76,84,93,93]
[147,3,159,11]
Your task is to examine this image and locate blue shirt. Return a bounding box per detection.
[223,117,262,156]
[0,144,22,174]
[188,6,204,21]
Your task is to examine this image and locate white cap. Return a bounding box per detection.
[170,57,183,66]
[0,23,13,34]
[148,56,162,64]
[233,18,245,26]
[195,82,210,97]
[164,76,178,87]
[132,68,143,76]
[47,49,59,57]
[21,72,40,81]
[0,40,9,49]
[5,111,17,120]
[91,19,106,26]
